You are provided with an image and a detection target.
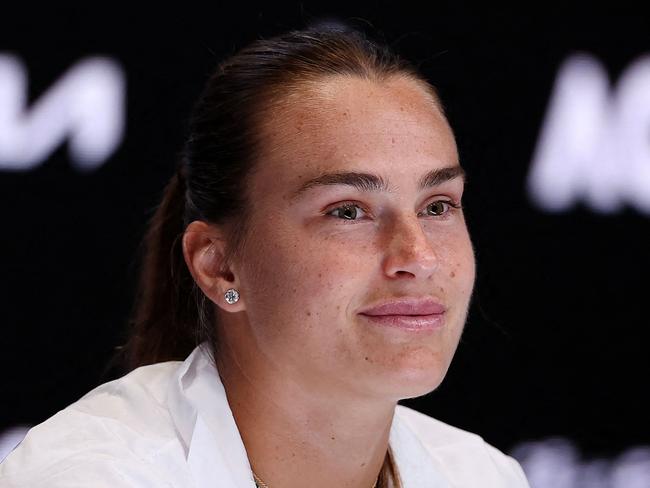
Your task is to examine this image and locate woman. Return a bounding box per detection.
[0,20,530,487]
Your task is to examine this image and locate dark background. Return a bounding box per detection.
[2,2,648,465]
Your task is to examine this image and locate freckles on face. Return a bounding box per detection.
[241,216,363,332]
[238,214,395,386]
[234,76,476,397]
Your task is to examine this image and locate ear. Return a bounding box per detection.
[181,220,245,313]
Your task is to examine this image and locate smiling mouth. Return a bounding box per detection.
[359,312,445,330]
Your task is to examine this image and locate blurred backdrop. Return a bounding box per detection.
[1,3,649,487]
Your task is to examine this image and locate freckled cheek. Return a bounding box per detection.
[300,253,364,300]
[255,236,363,299]
[431,229,473,280]
[446,236,476,293]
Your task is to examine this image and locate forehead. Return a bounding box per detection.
[253,75,459,196]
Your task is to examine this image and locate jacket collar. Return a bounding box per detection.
[167,342,450,488]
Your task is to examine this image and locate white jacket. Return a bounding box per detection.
[0,342,530,487]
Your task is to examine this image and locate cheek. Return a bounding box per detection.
[443,229,476,290]
[240,232,366,365]
[241,224,365,318]
[282,228,370,285]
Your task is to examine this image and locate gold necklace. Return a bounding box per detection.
[252,470,378,488]
[252,471,269,488]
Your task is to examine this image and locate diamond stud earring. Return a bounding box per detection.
[224,288,240,304]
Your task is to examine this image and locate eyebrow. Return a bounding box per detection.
[288,165,467,202]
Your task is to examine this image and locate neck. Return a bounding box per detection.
[214,334,397,488]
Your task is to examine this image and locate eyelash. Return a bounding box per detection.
[324,199,463,223]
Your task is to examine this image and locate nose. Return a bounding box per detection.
[382,214,439,279]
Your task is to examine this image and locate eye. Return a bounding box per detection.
[419,200,462,218]
[325,202,369,221]
[324,199,462,223]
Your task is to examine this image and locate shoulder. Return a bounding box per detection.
[0,361,192,487]
[395,404,530,487]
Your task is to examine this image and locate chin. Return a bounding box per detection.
[373,359,451,401]
[398,371,447,400]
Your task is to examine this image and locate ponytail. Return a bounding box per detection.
[109,160,201,374]
[100,20,438,486]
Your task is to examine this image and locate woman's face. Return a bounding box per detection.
[228,75,475,401]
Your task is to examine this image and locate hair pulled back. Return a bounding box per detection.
[107,18,449,487]
[115,18,444,374]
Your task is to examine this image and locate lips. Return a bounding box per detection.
[360,313,445,330]
[358,297,446,316]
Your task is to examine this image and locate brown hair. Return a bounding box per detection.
[111,17,446,488]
